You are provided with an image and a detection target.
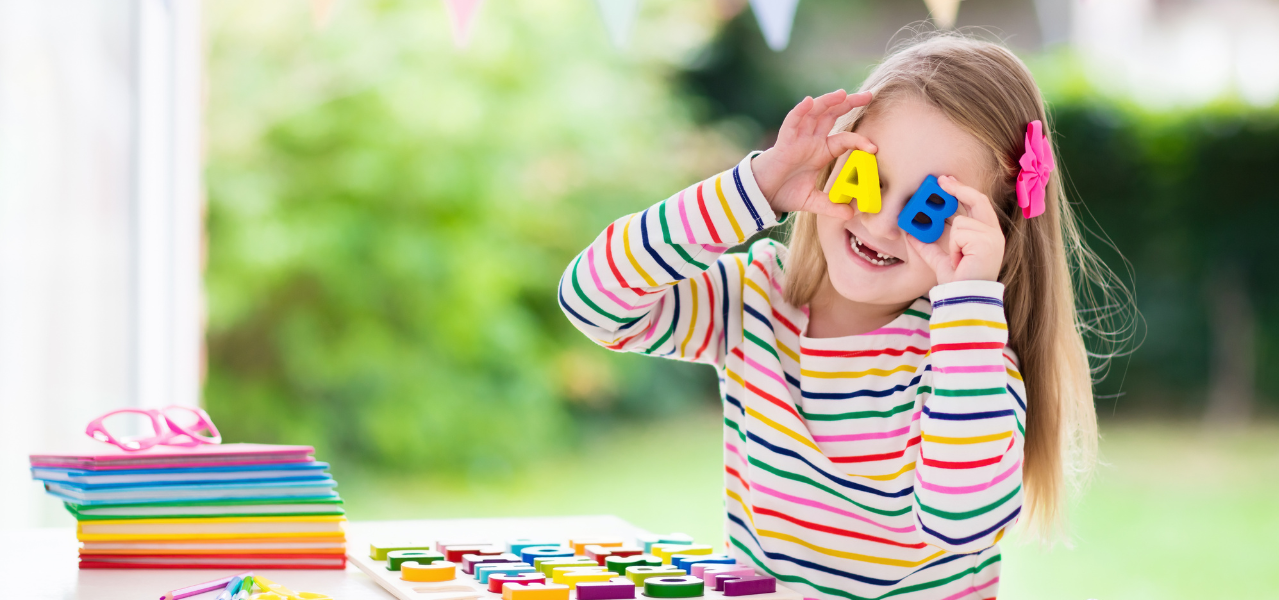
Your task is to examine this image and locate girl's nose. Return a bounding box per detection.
[858,203,902,241]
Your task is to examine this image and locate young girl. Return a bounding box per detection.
[559,34,1103,599]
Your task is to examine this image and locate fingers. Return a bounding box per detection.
[814,91,873,138]
[937,175,999,229]
[813,102,845,138]
[946,224,1004,281]
[798,90,849,137]
[949,214,1006,254]
[948,215,998,234]
[778,96,814,144]
[813,92,856,136]
[804,191,857,221]
[906,235,955,281]
[825,132,878,160]
[780,90,873,148]
[948,223,999,252]
[944,214,999,244]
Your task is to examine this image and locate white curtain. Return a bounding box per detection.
[0,0,202,529]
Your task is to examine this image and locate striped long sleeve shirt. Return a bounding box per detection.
[558,154,1026,600]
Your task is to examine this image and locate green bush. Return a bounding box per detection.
[1050,105,1279,413]
[203,0,736,471]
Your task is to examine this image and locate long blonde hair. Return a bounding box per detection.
[785,33,1129,539]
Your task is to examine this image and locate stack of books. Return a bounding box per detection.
[29,443,347,569]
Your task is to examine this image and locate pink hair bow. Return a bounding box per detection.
[1015,120,1054,219]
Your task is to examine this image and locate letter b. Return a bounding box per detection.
[897,175,957,244]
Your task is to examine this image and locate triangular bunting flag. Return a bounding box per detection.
[594,0,642,49]
[443,0,484,48]
[748,0,800,52]
[713,0,748,20]
[923,0,962,29]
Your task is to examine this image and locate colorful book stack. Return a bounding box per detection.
[29,443,347,569]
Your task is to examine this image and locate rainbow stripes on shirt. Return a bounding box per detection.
[559,153,1025,600]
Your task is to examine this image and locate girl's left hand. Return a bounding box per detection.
[905,175,1005,285]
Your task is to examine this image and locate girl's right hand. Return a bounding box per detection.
[751,89,877,220]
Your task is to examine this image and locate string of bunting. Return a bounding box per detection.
[308,0,965,50]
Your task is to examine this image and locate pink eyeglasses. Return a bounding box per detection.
[85,405,222,451]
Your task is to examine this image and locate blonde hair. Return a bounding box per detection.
[785,33,1129,539]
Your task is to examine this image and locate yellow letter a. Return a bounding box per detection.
[827,150,881,213]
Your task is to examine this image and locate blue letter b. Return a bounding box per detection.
[897,175,957,244]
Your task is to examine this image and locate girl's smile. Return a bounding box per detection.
[846,230,903,268]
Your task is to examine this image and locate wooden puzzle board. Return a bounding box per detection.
[345,516,802,600]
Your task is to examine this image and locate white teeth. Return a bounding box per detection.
[850,234,900,266]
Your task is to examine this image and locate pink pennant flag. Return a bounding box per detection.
[713,0,748,20]
[311,0,337,30]
[443,0,484,48]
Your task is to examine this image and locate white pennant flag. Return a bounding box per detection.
[924,0,962,29]
[443,0,484,48]
[749,0,800,52]
[595,0,642,49]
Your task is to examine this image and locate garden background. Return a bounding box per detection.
[6,0,1279,598]
[204,1,1279,598]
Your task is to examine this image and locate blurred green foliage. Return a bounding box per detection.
[203,0,741,471]
[1049,106,1279,413]
[204,0,1279,477]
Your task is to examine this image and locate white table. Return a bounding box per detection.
[1,515,650,600]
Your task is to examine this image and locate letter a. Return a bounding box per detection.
[828,150,881,213]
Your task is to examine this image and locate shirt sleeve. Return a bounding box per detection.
[912,279,1026,554]
[557,153,781,367]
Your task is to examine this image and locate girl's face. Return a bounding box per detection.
[817,98,991,306]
